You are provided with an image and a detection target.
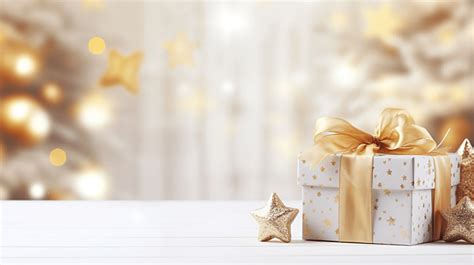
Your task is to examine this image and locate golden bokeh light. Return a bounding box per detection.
[41,82,63,104]
[0,42,40,83]
[81,0,104,10]
[49,148,67,167]
[29,182,46,199]
[74,168,108,199]
[179,88,216,117]
[0,95,51,144]
[437,25,456,45]
[75,92,112,129]
[88,36,106,55]
[364,5,403,41]
[449,85,466,103]
[27,109,50,138]
[422,85,442,102]
[15,54,37,77]
[5,97,31,123]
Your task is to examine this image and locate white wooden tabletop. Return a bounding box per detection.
[0,201,472,265]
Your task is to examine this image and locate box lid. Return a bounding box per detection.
[297,153,460,191]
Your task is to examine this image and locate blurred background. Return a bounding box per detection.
[0,0,472,200]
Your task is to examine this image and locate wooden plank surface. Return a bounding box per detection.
[0,201,472,264]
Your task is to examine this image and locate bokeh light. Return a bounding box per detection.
[75,92,112,130]
[15,54,37,77]
[0,95,51,144]
[74,168,108,199]
[49,148,67,167]
[88,36,106,55]
[41,82,63,105]
[29,182,46,199]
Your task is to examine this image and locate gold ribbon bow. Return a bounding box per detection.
[301,108,451,243]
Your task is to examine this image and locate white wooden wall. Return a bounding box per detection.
[134,2,320,200]
[89,1,472,200]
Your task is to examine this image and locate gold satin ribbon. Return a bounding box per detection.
[301,108,450,243]
[339,154,373,243]
[432,156,451,240]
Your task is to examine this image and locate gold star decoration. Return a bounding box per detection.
[100,50,143,94]
[363,4,403,41]
[387,217,396,226]
[323,218,332,228]
[251,193,299,243]
[163,33,196,68]
[457,139,474,200]
[400,229,409,239]
[441,196,474,243]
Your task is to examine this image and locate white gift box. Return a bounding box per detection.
[297,154,460,245]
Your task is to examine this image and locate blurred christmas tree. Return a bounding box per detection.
[0,1,108,199]
[318,0,473,145]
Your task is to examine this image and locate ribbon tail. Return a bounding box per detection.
[339,154,373,243]
[432,156,451,241]
[435,128,451,150]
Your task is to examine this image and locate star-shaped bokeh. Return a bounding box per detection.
[364,4,403,41]
[251,193,299,243]
[163,33,196,68]
[441,196,474,243]
[100,50,143,94]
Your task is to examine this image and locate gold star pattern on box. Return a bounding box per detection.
[163,33,196,68]
[364,4,403,41]
[441,196,474,243]
[387,216,396,226]
[100,50,143,94]
[456,139,474,200]
[298,155,459,244]
[251,192,299,243]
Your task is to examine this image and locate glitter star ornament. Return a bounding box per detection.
[163,33,196,68]
[251,193,299,243]
[441,196,474,243]
[100,50,143,94]
[457,139,474,200]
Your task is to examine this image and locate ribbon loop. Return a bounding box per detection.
[302,108,441,165]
